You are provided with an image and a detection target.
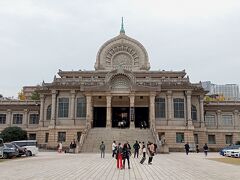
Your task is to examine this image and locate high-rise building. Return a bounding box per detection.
[202,81,239,100]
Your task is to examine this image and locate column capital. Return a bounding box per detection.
[51,90,57,94]
[40,94,45,99]
[24,109,28,113]
[217,110,222,115]
[7,109,11,113]
[185,90,192,96]
[70,90,76,94]
[166,90,172,96]
[234,110,239,115]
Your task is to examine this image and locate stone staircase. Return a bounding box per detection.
[81,128,155,153]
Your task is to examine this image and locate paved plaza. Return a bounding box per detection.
[0,152,240,180]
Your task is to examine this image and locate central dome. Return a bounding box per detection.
[94,23,150,71]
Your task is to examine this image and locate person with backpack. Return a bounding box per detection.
[203,143,209,157]
[100,141,105,158]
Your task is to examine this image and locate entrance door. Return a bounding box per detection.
[112,107,130,128]
[135,107,149,128]
[93,107,106,127]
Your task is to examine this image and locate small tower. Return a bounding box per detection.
[120,17,125,34]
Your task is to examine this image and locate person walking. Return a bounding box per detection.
[100,141,105,158]
[133,141,140,158]
[122,142,131,169]
[196,144,199,153]
[112,141,117,158]
[140,144,147,164]
[147,142,155,165]
[184,142,190,155]
[58,142,62,153]
[72,139,77,153]
[139,142,143,156]
[203,143,209,157]
[116,143,123,169]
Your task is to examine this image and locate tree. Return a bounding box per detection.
[0,127,27,142]
[18,89,26,100]
[30,91,40,100]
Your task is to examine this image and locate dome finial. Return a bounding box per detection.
[120,17,125,34]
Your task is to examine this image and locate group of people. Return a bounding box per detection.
[99,140,157,169]
[184,142,209,156]
[57,139,77,153]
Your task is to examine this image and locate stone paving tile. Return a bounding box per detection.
[0,152,240,180]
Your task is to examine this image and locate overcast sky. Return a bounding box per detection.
[0,0,240,98]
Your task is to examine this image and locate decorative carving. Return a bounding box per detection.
[110,74,131,90]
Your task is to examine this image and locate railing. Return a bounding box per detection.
[78,123,91,153]
[150,124,161,153]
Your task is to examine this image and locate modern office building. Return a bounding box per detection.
[202,81,239,100]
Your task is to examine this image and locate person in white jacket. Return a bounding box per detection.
[112,141,117,157]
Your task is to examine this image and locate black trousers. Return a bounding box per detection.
[134,150,139,158]
[123,156,130,168]
[112,150,115,157]
[148,157,153,164]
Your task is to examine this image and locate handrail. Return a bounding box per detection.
[78,124,91,153]
[150,124,161,153]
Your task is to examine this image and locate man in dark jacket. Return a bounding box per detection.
[133,141,140,158]
[100,141,105,158]
[122,142,131,169]
[184,142,190,155]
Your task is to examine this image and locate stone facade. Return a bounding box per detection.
[0,28,240,151]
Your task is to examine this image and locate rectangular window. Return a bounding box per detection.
[29,133,36,140]
[58,98,69,118]
[155,98,165,118]
[45,133,49,143]
[222,115,233,126]
[58,132,66,142]
[176,132,184,143]
[0,114,6,124]
[208,135,216,144]
[76,97,86,118]
[225,135,233,145]
[29,114,39,124]
[173,98,184,118]
[13,114,23,124]
[194,134,199,144]
[205,115,216,127]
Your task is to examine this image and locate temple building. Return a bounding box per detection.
[0,21,240,152]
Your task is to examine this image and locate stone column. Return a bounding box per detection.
[186,91,192,126]
[70,90,76,121]
[199,95,205,128]
[216,110,221,128]
[233,110,238,129]
[86,95,92,128]
[7,109,12,127]
[24,109,28,128]
[106,96,112,128]
[50,90,57,126]
[39,94,45,127]
[166,91,172,123]
[149,94,156,130]
[129,95,135,129]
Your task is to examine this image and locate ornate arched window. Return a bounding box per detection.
[46,105,51,120]
[111,74,130,90]
[191,105,197,121]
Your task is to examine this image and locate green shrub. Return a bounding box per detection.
[0,127,27,142]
